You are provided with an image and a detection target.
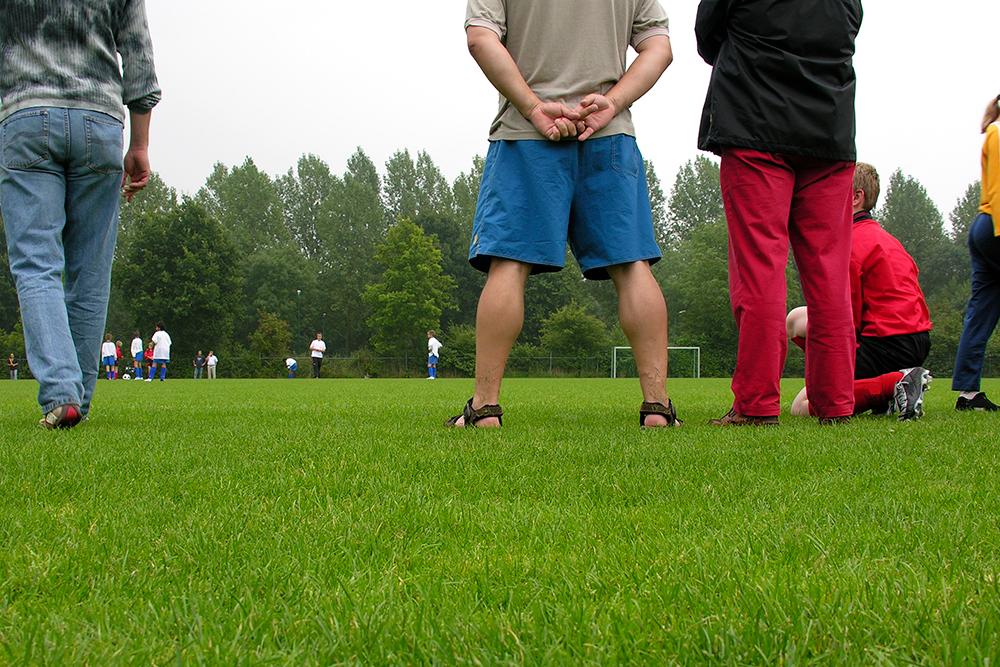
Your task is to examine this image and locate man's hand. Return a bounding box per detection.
[527,102,581,141]
[122,147,150,201]
[573,94,618,141]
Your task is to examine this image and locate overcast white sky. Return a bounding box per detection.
[144,1,1000,223]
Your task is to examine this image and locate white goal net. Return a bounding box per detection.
[611,346,701,379]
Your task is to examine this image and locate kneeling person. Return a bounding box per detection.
[787,163,932,420]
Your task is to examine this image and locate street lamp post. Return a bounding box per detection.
[296,289,302,354]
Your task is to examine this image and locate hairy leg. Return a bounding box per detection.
[608,261,672,426]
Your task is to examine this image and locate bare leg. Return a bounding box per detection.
[456,259,531,427]
[608,261,672,427]
[786,306,808,339]
[791,387,810,416]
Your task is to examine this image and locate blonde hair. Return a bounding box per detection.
[982,95,1000,134]
[853,162,880,211]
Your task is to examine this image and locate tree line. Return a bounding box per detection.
[0,149,994,379]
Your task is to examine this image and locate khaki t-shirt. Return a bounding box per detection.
[465,0,669,141]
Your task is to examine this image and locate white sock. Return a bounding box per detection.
[960,391,980,400]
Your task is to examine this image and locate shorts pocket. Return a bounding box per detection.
[611,136,641,178]
[1,110,50,169]
[84,114,124,174]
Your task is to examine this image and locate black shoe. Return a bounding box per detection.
[955,392,1000,412]
[893,367,932,421]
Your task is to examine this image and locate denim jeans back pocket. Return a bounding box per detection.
[611,136,641,178]
[84,114,124,175]
[1,110,50,170]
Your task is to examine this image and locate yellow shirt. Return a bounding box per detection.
[980,122,1000,235]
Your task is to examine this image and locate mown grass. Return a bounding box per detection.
[0,377,998,664]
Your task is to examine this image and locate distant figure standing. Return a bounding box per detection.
[426,330,442,380]
[130,332,144,381]
[7,353,18,380]
[697,0,862,425]
[147,322,171,382]
[0,0,160,428]
[952,94,1000,412]
[193,350,205,379]
[285,357,298,379]
[114,339,123,379]
[206,351,218,379]
[101,334,117,381]
[309,332,326,378]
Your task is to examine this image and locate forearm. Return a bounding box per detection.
[605,36,672,113]
[467,27,539,117]
[128,109,151,150]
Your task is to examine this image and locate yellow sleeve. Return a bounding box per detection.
[982,124,1000,234]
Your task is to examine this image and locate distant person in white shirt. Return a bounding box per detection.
[130,331,144,381]
[147,322,172,382]
[206,350,218,379]
[101,334,116,380]
[285,357,298,379]
[309,332,326,378]
[427,330,442,380]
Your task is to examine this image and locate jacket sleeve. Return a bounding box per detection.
[116,0,162,113]
[695,0,731,65]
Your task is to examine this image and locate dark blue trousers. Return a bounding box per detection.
[953,213,1000,390]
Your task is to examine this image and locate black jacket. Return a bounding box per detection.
[696,0,863,161]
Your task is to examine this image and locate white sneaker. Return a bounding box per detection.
[145,378,152,382]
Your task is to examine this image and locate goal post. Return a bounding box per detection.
[611,346,701,379]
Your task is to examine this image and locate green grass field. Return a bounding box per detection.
[1,377,998,664]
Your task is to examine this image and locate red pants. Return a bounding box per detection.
[720,149,856,418]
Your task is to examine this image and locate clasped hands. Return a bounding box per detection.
[526,94,618,142]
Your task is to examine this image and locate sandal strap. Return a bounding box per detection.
[445,398,503,427]
[465,398,503,426]
[640,400,680,426]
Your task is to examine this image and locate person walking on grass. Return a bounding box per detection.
[146,322,171,382]
[8,353,18,381]
[309,332,326,379]
[450,0,680,429]
[786,163,932,421]
[0,0,160,428]
[952,94,1000,412]
[206,350,218,379]
[426,330,442,380]
[697,0,862,426]
[130,331,144,381]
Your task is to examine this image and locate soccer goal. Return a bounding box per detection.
[611,346,701,379]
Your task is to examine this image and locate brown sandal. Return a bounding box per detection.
[640,400,682,428]
[445,398,503,428]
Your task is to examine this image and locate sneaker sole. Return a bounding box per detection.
[895,368,932,421]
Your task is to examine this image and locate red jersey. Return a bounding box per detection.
[850,212,932,338]
[143,348,154,362]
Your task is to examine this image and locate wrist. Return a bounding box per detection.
[518,96,543,119]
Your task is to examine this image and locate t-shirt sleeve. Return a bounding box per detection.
[465,0,506,40]
[632,0,670,49]
[985,125,1000,223]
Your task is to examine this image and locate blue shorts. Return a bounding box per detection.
[134,355,142,364]
[102,356,116,366]
[469,134,661,280]
[152,358,169,365]
[428,355,439,365]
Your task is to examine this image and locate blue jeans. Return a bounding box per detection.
[952,213,1000,391]
[0,107,124,415]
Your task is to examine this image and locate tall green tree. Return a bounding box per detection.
[276,154,338,261]
[540,302,610,359]
[665,156,724,249]
[320,148,386,353]
[196,158,290,254]
[249,310,293,360]
[415,151,455,218]
[113,200,242,359]
[364,219,456,357]
[949,181,982,245]
[646,159,668,248]
[383,149,419,225]
[117,172,178,258]
[879,170,964,296]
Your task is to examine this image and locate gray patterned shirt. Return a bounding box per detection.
[0,0,161,123]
